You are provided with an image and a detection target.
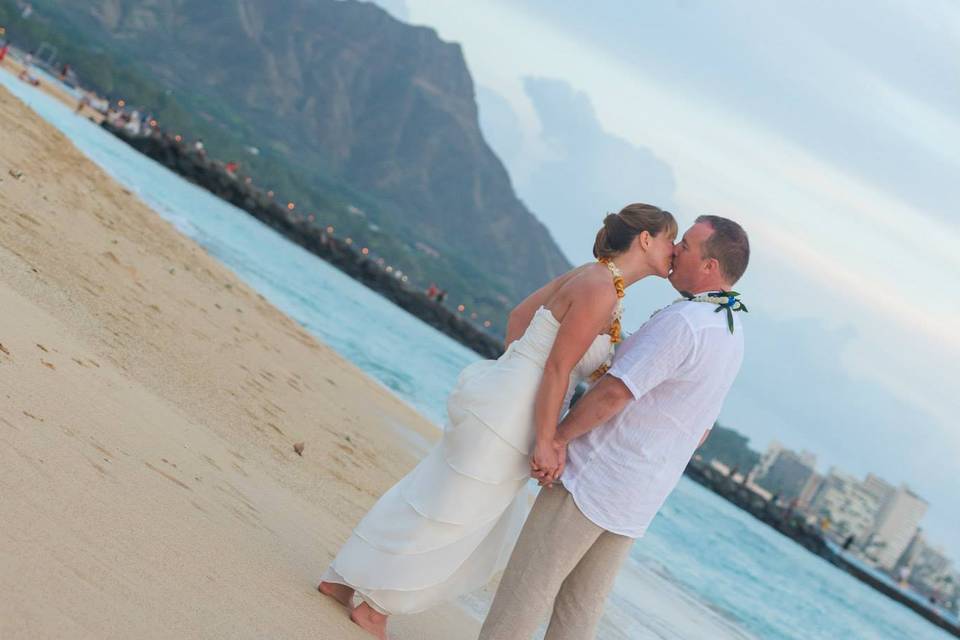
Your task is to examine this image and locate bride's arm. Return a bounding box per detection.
[531,281,617,479]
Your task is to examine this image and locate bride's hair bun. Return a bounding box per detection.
[593,203,677,259]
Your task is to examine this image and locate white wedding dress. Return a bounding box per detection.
[321,306,614,614]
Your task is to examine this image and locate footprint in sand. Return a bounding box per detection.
[100,251,139,280]
[88,439,112,460]
[266,400,285,415]
[201,455,223,471]
[87,458,108,476]
[144,461,191,491]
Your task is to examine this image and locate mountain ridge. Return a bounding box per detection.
[10,0,572,326]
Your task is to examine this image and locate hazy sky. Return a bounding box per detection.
[373,0,960,560]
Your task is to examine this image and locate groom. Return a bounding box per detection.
[478,215,750,640]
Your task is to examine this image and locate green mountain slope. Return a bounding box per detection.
[2,0,571,330]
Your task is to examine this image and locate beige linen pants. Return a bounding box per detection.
[478,485,634,640]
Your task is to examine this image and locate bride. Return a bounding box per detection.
[319,203,677,638]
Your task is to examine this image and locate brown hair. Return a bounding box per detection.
[593,203,677,259]
[695,215,750,284]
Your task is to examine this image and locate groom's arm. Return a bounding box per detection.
[555,375,633,446]
[535,311,695,484]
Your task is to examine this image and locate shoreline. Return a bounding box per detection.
[684,461,960,637]
[1,49,503,360]
[0,75,479,639]
[102,123,505,360]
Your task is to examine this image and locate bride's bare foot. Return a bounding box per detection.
[317,581,354,608]
[350,602,388,639]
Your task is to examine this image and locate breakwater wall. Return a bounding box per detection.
[684,462,960,637]
[102,125,505,360]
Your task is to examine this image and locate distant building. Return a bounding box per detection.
[896,530,957,606]
[694,424,760,476]
[913,543,953,593]
[865,486,928,571]
[918,544,951,577]
[748,442,816,504]
[895,529,927,575]
[796,471,823,511]
[807,468,883,544]
[861,473,895,506]
[949,571,960,614]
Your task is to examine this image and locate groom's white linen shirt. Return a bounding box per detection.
[562,298,744,538]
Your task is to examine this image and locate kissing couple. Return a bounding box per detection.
[320,203,750,639]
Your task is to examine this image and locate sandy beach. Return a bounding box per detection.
[0,74,479,640]
[1,55,104,123]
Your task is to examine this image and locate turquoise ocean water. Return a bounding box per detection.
[2,70,952,640]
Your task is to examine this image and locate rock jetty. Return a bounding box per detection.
[102,124,505,360]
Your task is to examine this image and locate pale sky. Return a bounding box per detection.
[374,0,960,560]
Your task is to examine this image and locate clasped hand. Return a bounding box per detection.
[530,438,566,487]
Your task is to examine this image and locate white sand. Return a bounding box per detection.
[0,74,479,640]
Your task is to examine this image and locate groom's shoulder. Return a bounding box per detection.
[640,300,735,336]
[649,300,699,323]
[672,299,735,324]
[671,299,746,343]
[633,302,696,338]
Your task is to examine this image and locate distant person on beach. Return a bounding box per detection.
[125,109,142,135]
[0,43,9,64]
[17,68,39,86]
[319,204,679,639]
[75,93,91,115]
[479,216,749,640]
[899,566,911,586]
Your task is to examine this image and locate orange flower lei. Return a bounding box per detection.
[598,257,625,344]
[588,257,626,381]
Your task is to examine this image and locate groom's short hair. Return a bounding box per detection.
[696,215,750,284]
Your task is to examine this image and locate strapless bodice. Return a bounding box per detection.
[503,307,613,381]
